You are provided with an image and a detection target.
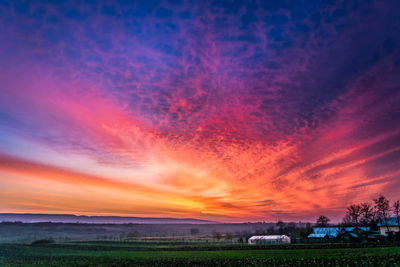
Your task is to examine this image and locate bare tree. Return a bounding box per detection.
[276,220,286,228]
[276,220,286,234]
[374,195,391,234]
[360,202,375,226]
[346,204,361,227]
[342,213,352,226]
[393,200,400,229]
[316,215,330,227]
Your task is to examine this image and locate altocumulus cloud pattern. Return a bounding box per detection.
[0,0,400,221]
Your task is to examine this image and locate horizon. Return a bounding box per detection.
[0,212,315,224]
[1,0,400,223]
[0,212,301,224]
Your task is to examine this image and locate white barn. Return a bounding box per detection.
[248,235,291,245]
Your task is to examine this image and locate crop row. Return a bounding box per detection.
[32,241,400,251]
[1,255,399,267]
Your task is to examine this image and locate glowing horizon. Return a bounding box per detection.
[1,0,400,223]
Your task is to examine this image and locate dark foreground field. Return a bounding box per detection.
[0,241,399,266]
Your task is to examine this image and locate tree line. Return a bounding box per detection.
[317,195,400,231]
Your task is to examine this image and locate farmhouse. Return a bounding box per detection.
[378,217,400,236]
[248,235,291,244]
[338,227,372,242]
[342,226,370,232]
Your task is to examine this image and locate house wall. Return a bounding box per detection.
[379,226,400,236]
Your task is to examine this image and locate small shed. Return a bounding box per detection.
[248,235,291,244]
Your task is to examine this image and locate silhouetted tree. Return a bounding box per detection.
[213,231,222,240]
[360,202,375,226]
[374,195,391,234]
[276,220,286,234]
[342,213,352,226]
[316,215,330,227]
[266,226,275,235]
[286,222,297,238]
[393,200,400,229]
[300,225,313,239]
[346,204,361,227]
[225,232,233,240]
[276,220,285,228]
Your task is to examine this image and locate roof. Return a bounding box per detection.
[248,235,289,240]
[377,217,400,227]
[312,227,340,238]
[343,227,370,232]
[350,233,358,238]
[308,233,327,238]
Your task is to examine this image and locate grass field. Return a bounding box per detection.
[0,241,399,266]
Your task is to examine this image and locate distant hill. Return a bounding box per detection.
[0,213,216,224]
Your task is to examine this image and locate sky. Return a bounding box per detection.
[0,0,400,222]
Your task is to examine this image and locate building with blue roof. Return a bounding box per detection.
[343,227,370,232]
[377,217,400,236]
[308,233,328,239]
[308,226,374,240]
[308,227,340,239]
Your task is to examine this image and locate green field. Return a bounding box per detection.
[0,241,400,266]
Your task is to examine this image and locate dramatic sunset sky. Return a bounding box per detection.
[0,0,400,222]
